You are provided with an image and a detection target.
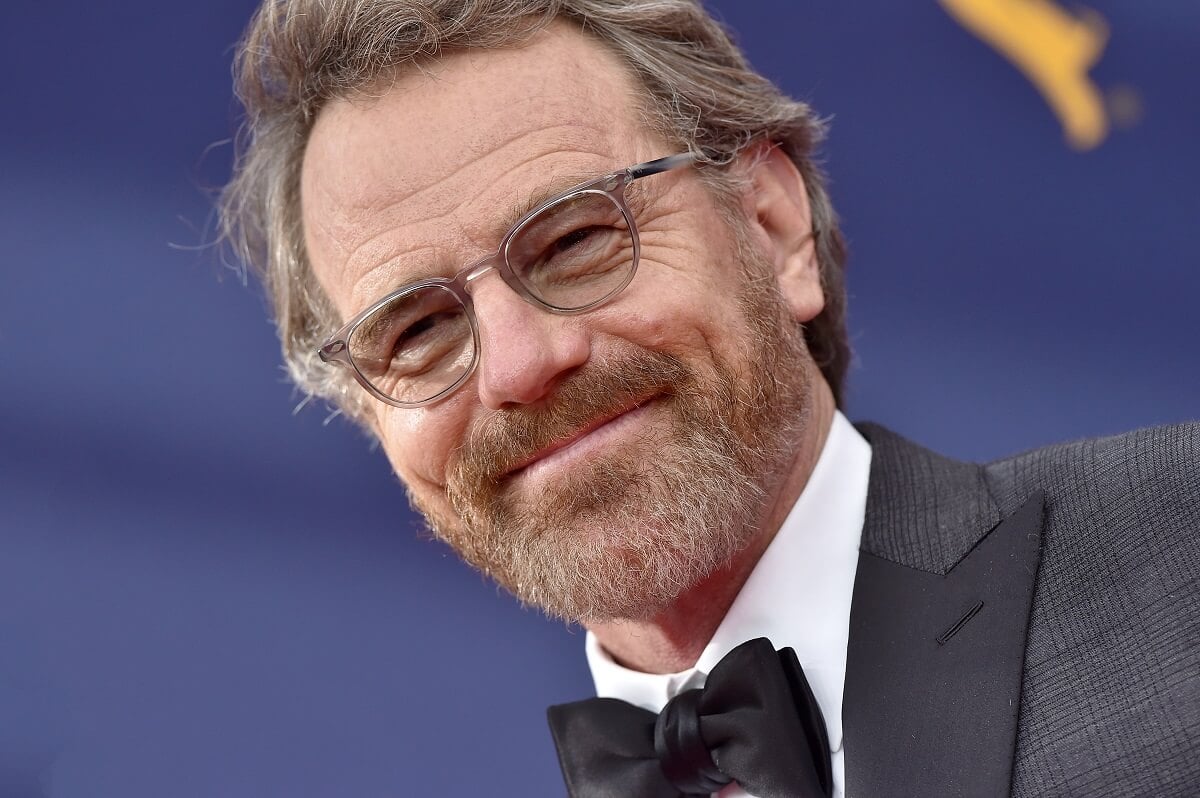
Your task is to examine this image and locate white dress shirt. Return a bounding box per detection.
[586,411,871,798]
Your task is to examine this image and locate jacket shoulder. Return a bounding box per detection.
[989,422,1200,795]
[982,421,1200,518]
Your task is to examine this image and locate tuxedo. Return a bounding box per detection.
[845,422,1200,796]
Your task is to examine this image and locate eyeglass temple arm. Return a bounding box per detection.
[626,152,699,181]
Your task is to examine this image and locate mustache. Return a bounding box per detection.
[449,348,691,489]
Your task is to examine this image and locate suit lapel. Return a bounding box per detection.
[842,425,1044,798]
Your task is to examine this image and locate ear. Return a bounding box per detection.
[738,145,824,324]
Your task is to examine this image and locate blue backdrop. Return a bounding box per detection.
[1,1,1196,795]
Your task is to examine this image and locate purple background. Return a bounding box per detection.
[1,1,1197,795]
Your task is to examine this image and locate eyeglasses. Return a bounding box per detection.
[317,152,699,408]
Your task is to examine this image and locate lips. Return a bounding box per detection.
[449,348,693,496]
[503,396,658,478]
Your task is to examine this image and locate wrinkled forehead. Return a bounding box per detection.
[299,22,663,314]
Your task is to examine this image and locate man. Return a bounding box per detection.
[220,1,1199,795]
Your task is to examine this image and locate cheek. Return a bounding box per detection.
[373,401,467,493]
[615,250,750,350]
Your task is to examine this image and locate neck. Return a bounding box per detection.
[586,378,837,674]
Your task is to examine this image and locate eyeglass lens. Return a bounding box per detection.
[347,189,634,405]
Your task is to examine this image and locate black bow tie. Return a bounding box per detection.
[547,638,832,798]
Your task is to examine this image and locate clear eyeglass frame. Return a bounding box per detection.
[317,152,699,409]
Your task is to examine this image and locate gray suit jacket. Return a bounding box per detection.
[843,422,1199,797]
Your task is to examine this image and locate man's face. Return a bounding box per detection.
[301,23,825,623]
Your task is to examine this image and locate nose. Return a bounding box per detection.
[469,275,591,410]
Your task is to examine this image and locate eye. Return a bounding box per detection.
[389,306,469,368]
[395,313,440,346]
[553,227,599,253]
[531,224,621,276]
[350,286,470,378]
[507,190,636,309]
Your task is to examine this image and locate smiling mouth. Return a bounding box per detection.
[504,397,661,479]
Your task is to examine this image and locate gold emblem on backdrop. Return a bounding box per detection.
[938,0,1136,150]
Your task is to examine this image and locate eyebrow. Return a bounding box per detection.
[493,169,612,236]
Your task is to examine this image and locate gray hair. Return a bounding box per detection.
[220,0,851,420]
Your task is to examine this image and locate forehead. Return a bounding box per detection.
[300,22,660,317]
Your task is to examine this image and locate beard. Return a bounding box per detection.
[409,247,813,624]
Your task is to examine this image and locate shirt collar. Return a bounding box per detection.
[585,410,871,756]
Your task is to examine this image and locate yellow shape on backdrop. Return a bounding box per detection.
[939,0,1110,150]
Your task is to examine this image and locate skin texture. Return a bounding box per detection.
[300,22,835,674]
